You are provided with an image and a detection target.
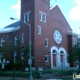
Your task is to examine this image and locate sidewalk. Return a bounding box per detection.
[0,75,72,80]
[0,77,63,80]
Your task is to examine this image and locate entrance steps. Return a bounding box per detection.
[51,67,76,70]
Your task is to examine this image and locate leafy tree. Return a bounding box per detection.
[0,43,10,70]
[69,44,80,67]
[3,39,25,79]
[24,45,33,56]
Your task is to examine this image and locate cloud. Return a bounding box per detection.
[74,0,80,4]
[69,0,80,22]
[10,0,21,18]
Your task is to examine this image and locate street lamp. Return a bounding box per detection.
[10,17,33,80]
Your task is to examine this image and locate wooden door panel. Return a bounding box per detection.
[53,54,56,66]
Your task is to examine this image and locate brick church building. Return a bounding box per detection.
[0,0,78,70]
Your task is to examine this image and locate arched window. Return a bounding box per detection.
[60,51,64,55]
[53,50,57,54]
[1,37,5,47]
[14,36,18,45]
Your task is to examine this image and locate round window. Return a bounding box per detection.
[53,30,62,44]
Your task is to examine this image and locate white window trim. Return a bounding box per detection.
[24,11,31,23]
[27,12,30,21]
[22,33,25,43]
[39,11,42,21]
[45,55,49,62]
[43,13,46,23]
[73,37,77,45]
[60,51,64,55]
[1,38,5,47]
[38,67,43,71]
[14,51,17,62]
[24,14,26,23]
[45,38,48,47]
[14,36,17,45]
[38,25,41,35]
[39,11,46,23]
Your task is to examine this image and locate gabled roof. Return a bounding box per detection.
[5,21,20,28]
[50,4,58,10]
[67,31,78,36]
[0,21,20,33]
[50,4,72,31]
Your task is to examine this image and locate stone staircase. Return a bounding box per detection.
[51,67,76,70]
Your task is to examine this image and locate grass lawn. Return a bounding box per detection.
[0,76,73,80]
[0,69,76,80]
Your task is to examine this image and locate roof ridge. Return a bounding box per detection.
[50,4,58,10]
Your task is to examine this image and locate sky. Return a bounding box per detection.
[0,0,80,34]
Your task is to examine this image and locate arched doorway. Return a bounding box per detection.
[52,50,57,67]
[60,51,64,67]
[50,46,68,68]
[50,46,59,68]
[59,47,67,67]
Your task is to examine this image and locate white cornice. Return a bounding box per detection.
[50,4,58,10]
[0,26,20,34]
[67,31,78,36]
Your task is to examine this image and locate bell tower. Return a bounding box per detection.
[20,0,51,68]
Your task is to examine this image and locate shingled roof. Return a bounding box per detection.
[0,21,20,33]
[5,21,20,28]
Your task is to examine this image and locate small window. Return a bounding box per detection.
[38,25,41,35]
[24,11,31,23]
[22,33,25,43]
[43,13,46,22]
[27,12,30,21]
[73,37,77,45]
[45,39,48,47]
[3,58,5,64]
[39,11,46,23]
[53,50,56,53]
[60,51,63,54]
[39,12,42,21]
[60,51,64,55]
[45,55,49,62]
[1,37,5,47]
[38,67,43,71]
[14,36,18,45]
